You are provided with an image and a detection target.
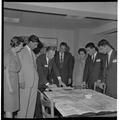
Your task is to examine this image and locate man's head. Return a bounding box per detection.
[78,48,86,60]
[46,46,56,59]
[85,42,97,56]
[59,42,67,54]
[98,39,113,54]
[28,35,39,50]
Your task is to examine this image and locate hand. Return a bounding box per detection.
[60,81,66,87]
[99,82,105,89]
[68,78,72,85]
[20,82,25,89]
[9,87,13,93]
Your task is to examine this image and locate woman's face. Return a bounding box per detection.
[79,51,86,60]
[15,43,23,53]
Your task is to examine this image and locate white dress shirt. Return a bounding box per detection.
[108,49,113,64]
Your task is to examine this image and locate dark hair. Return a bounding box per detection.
[28,34,39,43]
[10,36,23,48]
[78,48,86,54]
[46,46,57,52]
[85,42,98,51]
[60,42,67,47]
[98,39,114,49]
[33,41,44,54]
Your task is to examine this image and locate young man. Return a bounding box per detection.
[34,46,65,118]
[53,42,74,86]
[18,35,39,118]
[36,46,65,91]
[98,39,117,98]
[83,42,105,90]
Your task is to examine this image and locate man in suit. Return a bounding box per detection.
[17,35,39,118]
[83,42,105,90]
[65,45,75,86]
[34,46,65,118]
[98,39,117,98]
[53,42,74,86]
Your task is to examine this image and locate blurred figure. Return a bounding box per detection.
[73,48,87,88]
[83,42,105,90]
[53,42,73,86]
[4,36,24,118]
[34,46,65,118]
[98,39,117,98]
[17,35,39,118]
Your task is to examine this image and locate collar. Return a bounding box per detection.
[46,54,49,64]
[26,45,31,52]
[59,52,64,56]
[92,51,97,59]
[108,49,113,57]
[93,51,97,58]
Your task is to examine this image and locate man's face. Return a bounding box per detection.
[48,50,55,59]
[60,45,66,53]
[30,41,38,50]
[98,46,107,54]
[86,47,94,56]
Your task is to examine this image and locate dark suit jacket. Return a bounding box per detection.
[105,50,117,98]
[36,54,60,92]
[83,52,105,89]
[53,51,74,86]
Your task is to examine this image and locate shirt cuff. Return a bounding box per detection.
[57,76,61,81]
[45,82,49,86]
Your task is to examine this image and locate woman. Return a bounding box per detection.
[4,36,24,118]
[73,48,87,88]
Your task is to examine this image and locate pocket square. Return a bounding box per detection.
[44,64,48,67]
[112,59,117,63]
[96,59,101,62]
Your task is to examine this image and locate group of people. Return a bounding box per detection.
[4,34,117,118]
[4,35,74,118]
[74,40,117,99]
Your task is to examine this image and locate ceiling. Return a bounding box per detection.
[4,8,116,30]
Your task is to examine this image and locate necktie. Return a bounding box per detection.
[60,53,63,63]
[92,55,94,62]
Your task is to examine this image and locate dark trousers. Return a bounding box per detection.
[34,91,43,118]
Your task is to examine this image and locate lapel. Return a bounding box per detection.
[43,54,48,67]
[93,52,98,63]
[24,46,33,64]
[108,50,116,68]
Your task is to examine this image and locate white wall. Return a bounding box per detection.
[4,24,74,55]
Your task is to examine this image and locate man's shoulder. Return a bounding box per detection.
[97,52,105,57]
[37,54,46,60]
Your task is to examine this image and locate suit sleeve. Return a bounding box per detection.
[36,57,48,90]
[83,57,89,83]
[52,58,60,77]
[98,54,107,83]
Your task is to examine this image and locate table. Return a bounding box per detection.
[44,88,117,117]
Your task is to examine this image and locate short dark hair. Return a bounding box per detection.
[10,36,23,48]
[46,46,57,52]
[60,42,67,47]
[85,42,98,51]
[78,48,86,54]
[28,35,39,43]
[98,39,113,49]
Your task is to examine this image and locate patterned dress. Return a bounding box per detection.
[4,50,21,112]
